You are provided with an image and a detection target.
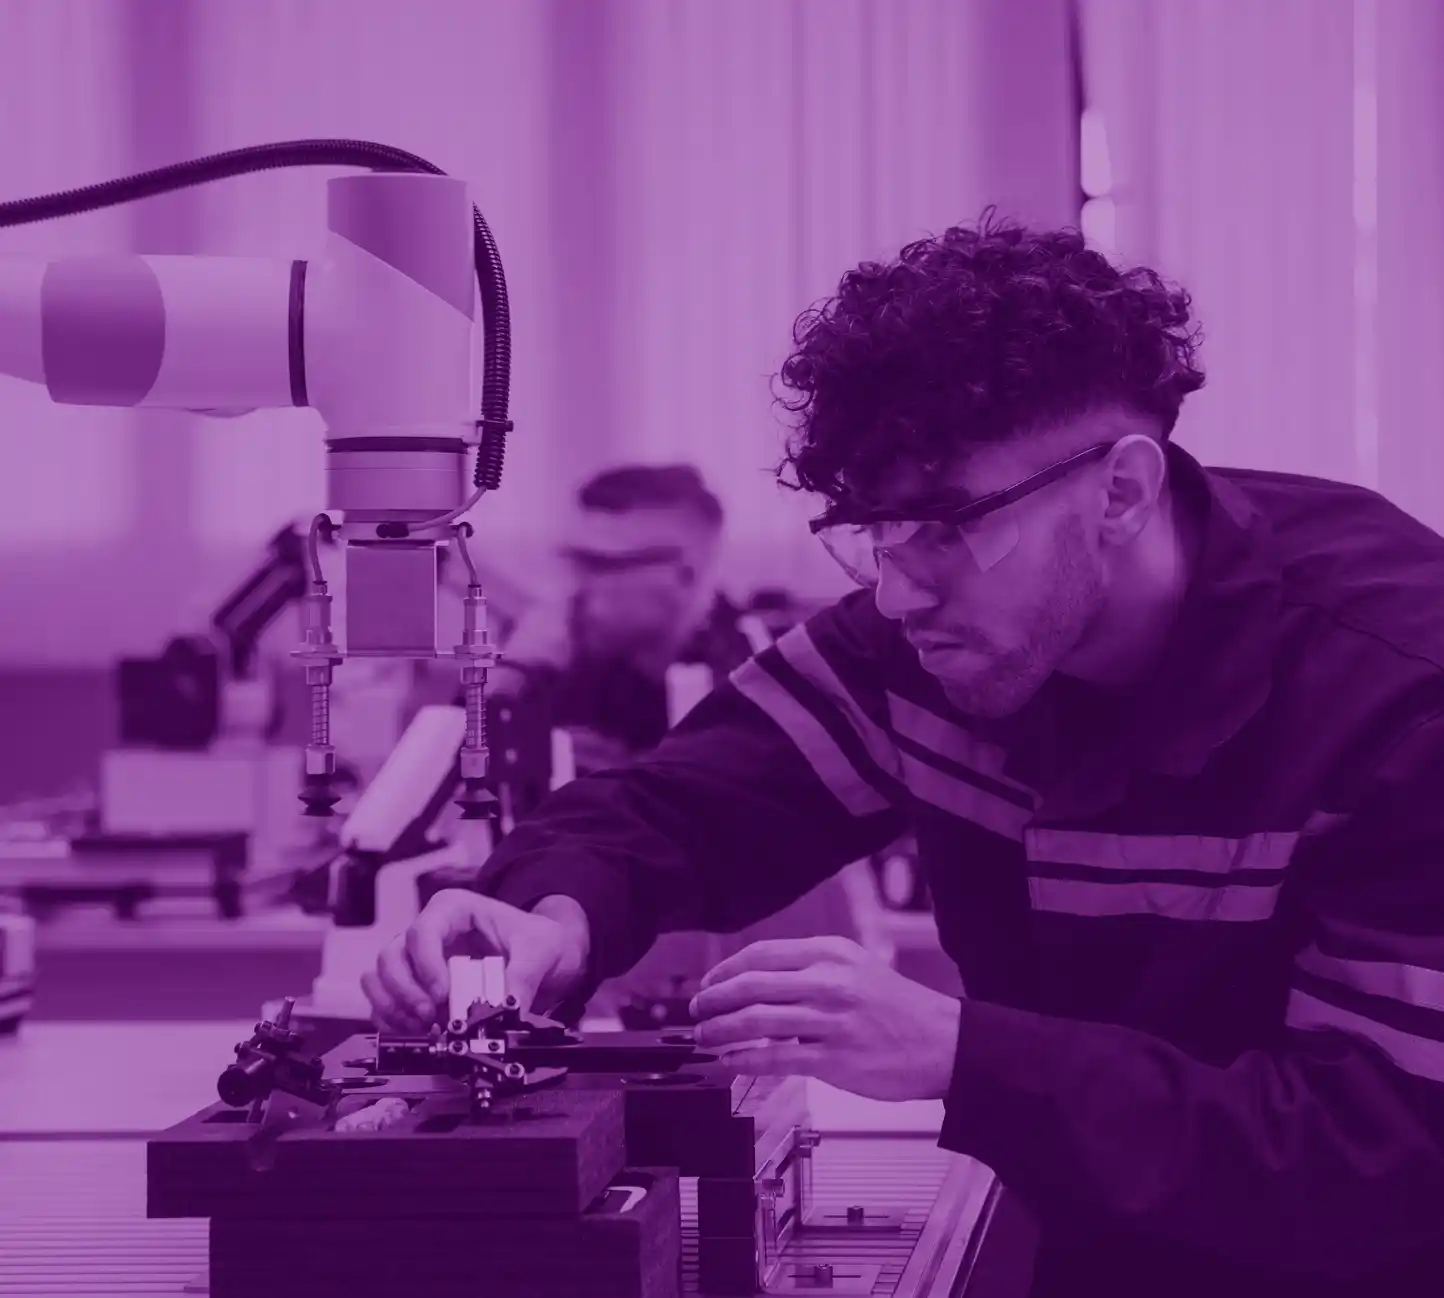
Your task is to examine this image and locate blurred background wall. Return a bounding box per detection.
[0,0,1440,796]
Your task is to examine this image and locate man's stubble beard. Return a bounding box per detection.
[939,513,1105,719]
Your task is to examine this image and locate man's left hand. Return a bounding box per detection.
[690,937,962,1102]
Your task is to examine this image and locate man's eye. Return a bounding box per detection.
[915,521,969,550]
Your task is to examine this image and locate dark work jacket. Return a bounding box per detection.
[464,443,1444,1297]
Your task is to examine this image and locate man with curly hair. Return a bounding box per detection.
[366,213,1444,1296]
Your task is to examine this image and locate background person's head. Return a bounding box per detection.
[775,211,1207,718]
[564,464,725,664]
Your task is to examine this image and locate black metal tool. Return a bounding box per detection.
[373,996,715,1115]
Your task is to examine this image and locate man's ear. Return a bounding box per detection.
[1097,435,1167,544]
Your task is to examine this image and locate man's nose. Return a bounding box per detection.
[873,557,941,621]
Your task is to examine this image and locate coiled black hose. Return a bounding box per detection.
[0,139,511,490]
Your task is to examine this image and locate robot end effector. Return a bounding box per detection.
[0,149,512,821]
[292,503,500,822]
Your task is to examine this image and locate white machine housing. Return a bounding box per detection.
[0,171,480,661]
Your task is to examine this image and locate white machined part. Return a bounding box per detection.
[139,256,295,409]
[305,233,474,438]
[339,705,467,853]
[481,955,507,1007]
[448,953,506,1024]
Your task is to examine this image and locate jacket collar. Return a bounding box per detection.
[1139,443,1282,777]
[999,442,1284,813]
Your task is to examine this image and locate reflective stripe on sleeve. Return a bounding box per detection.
[1286,987,1444,1084]
[1295,946,1444,1013]
[1028,875,1284,921]
[886,692,1036,839]
[1027,829,1301,874]
[886,693,1024,789]
[730,657,891,816]
[776,629,900,784]
[1024,829,1299,921]
[899,754,1033,840]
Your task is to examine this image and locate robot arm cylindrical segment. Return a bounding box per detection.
[0,253,300,410]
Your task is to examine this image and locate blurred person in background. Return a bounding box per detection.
[438,464,753,774]
[369,213,1444,1297]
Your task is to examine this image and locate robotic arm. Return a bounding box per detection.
[210,522,315,681]
[0,141,510,821]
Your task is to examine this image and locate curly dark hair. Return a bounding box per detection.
[775,210,1205,502]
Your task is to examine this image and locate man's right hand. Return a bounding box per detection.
[361,890,591,1033]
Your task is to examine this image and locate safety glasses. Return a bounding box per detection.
[809,442,1114,587]
[562,544,687,575]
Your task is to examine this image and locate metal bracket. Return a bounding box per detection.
[752,1127,883,1296]
[245,1089,335,1172]
[793,1127,903,1235]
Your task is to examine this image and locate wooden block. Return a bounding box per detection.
[566,1071,809,1177]
[148,1082,626,1221]
[695,1177,756,1238]
[206,1169,682,1298]
[696,1234,758,1296]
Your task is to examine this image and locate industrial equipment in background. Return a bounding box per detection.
[0,139,516,829]
[80,523,321,916]
[115,521,315,756]
[0,144,921,1048]
[0,902,35,1031]
[0,139,522,930]
[285,690,559,1029]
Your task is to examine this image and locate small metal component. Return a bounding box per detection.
[450,524,501,822]
[448,953,506,1025]
[369,956,711,1116]
[219,998,336,1110]
[797,1127,897,1234]
[770,1262,880,1295]
[803,1196,904,1233]
[342,543,439,656]
[744,1125,889,1294]
[290,521,344,816]
[217,997,341,1170]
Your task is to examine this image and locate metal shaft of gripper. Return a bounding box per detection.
[451,523,501,821]
[293,515,343,816]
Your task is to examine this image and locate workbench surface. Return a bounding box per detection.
[0,1022,992,1297]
